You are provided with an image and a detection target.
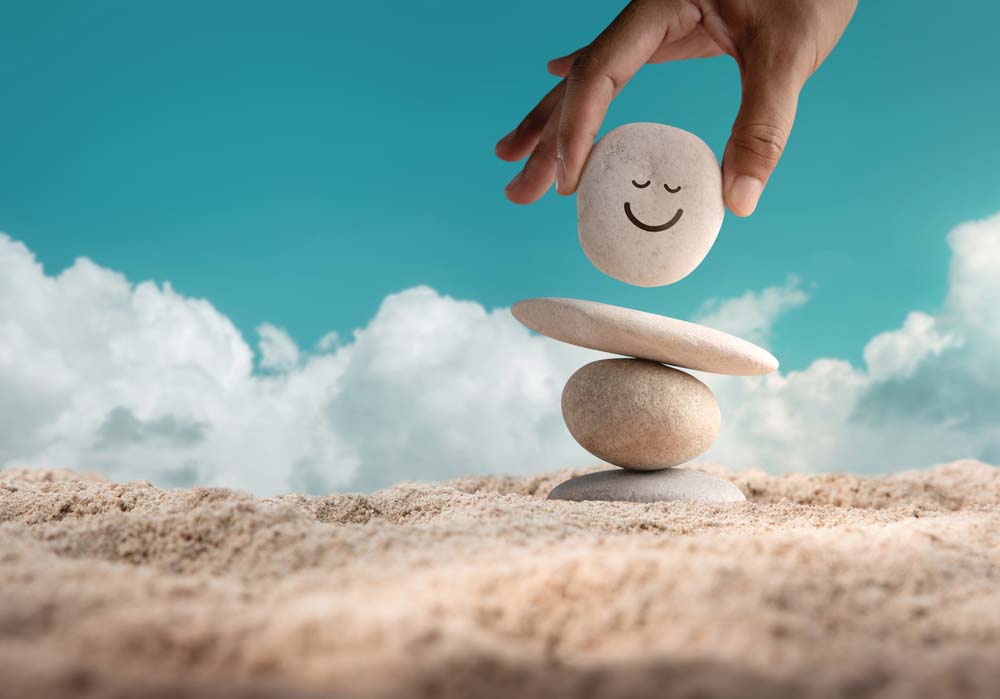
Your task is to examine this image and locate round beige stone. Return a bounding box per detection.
[512,297,778,376]
[561,359,720,470]
[577,122,724,287]
[548,467,746,503]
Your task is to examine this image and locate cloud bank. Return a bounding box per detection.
[0,237,597,493]
[2,212,999,494]
[701,212,1000,473]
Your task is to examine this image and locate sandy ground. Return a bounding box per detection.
[2,461,1000,699]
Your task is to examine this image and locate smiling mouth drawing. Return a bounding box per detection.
[623,202,684,232]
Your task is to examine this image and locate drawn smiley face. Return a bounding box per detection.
[623,179,684,232]
[576,122,725,287]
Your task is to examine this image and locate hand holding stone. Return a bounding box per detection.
[496,0,857,216]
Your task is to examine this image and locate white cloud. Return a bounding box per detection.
[314,331,340,353]
[693,275,808,348]
[324,287,600,491]
[862,311,960,381]
[704,211,1000,473]
[257,323,301,371]
[947,215,1000,339]
[0,236,357,495]
[0,235,596,494]
[2,211,1000,494]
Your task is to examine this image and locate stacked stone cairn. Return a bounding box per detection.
[511,123,779,503]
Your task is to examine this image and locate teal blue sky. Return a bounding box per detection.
[1,0,998,371]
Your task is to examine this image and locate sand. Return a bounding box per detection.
[2,460,1000,699]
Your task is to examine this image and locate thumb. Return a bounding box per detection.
[722,61,805,217]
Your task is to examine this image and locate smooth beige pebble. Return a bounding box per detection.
[562,358,720,470]
[577,122,724,287]
[512,297,778,376]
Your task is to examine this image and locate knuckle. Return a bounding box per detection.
[568,50,599,77]
[558,120,598,150]
[730,122,787,165]
[567,50,618,92]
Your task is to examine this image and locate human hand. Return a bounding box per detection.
[495,0,857,216]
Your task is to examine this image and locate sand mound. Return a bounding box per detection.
[2,461,1000,698]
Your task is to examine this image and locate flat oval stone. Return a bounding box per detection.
[562,359,720,470]
[548,467,746,503]
[512,297,778,376]
[577,123,725,287]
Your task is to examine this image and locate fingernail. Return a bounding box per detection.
[728,175,763,216]
[505,170,523,193]
[555,155,566,194]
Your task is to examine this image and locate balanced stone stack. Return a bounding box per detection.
[511,123,779,504]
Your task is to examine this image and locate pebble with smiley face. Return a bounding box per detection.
[577,122,725,287]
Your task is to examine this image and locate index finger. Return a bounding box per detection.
[555,0,697,194]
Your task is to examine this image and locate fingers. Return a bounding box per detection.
[495,79,565,162]
[547,49,581,77]
[722,57,807,216]
[647,27,724,63]
[555,0,698,195]
[504,102,562,205]
[549,26,721,79]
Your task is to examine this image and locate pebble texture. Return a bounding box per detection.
[561,358,720,470]
[548,467,746,503]
[513,297,778,376]
[577,122,725,287]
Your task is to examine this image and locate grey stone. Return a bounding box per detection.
[562,359,720,470]
[548,467,746,503]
